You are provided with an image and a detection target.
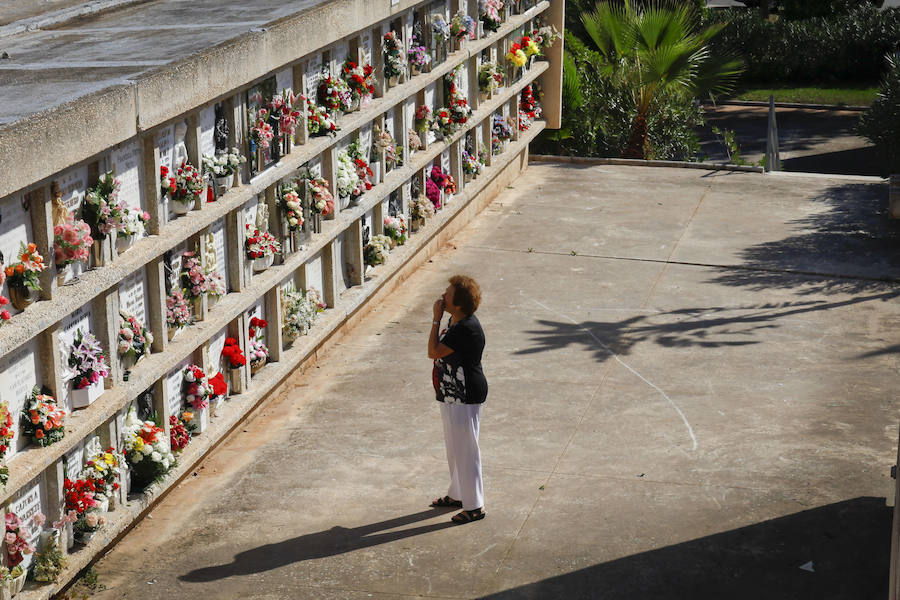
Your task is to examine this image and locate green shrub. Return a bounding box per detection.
[858,53,900,173]
[705,6,900,84]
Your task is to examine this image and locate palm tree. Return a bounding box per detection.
[581,0,743,158]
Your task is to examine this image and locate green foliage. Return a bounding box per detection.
[779,0,883,19]
[705,6,900,84]
[33,533,67,583]
[858,53,900,174]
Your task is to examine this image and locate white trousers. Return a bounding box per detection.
[440,402,484,511]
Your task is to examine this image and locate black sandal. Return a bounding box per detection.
[451,509,486,524]
[431,496,463,508]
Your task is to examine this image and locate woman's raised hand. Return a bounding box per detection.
[433,298,445,320]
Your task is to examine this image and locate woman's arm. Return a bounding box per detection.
[428,298,455,359]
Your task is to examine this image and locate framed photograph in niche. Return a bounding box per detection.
[246,76,279,177]
[214,102,230,155]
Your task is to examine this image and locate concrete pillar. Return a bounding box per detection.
[539,0,564,129]
[28,185,56,301]
[346,219,364,287]
[91,288,121,386]
[264,286,283,362]
[226,207,246,292]
[322,239,337,308]
[43,461,68,551]
[38,324,66,402]
[141,135,164,234]
[145,255,168,354]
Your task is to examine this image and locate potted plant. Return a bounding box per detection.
[21,387,65,447]
[68,329,110,409]
[383,31,406,83]
[167,162,205,214]
[222,337,247,393]
[245,224,281,273]
[166,288,192,340]
[53,212,92,285]
[117,311,153,376]
[248,317,269,375]
[4,243,46,310]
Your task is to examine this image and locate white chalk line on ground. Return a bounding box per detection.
[530,298,698,451]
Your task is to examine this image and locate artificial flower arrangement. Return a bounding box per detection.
[67,329,110,397]
[304,175,335,216]
[118,311,153,364]
[411,195,436,223]
[222,337,247,370]
[4,242,46,310]
[206,268,226,303]
[0,263,9,324]
[425,177,442,209]
[160,165,175,197]
[505,41,528,68]
[492,114,514,153]
[431,13,451,47]
[248,105,274,151]
[64,477,106,542]
[364,234,393,267]
[83,171,127,237]
[245,224,282,260]
[408,128,423,153]
[167,162,206,211]
[119,208,149,241]
[81,447,122,502]
[318,70,353,113]
[0,402,12,488]
[202,148,246,179]
[53,212,93,269]
[383,31,406,80]
[166,288,192,334]
[520,35,541,58]
[415,105,434,133]
[5,511,35,567]
[122,410,176,490]
[248,316,269,373]
[336,149,363,200]
[407,34,431,74]
[447,83,473,127]
[32,513,67,583]
[22,387,66,447]
[529,24,561,51]
[383,215,408,247]
[478,61,504,95]
[281,286,320,341]
[479,147,489,167]
[183,364,213,412]
[373,127,398,169]
[519,84,542,130]
[462,149,483,177]
[341,60,376,104]
[169,412,194,452]
[181,251,209,301]
[279,183,304,231]
[268,89,303,142]
[432,106,454,137]
[449,11,476,42]
[480,0,504,32]
[209,372,227,405]
[305,98,339,136]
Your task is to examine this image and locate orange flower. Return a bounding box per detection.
[35,429,44,439]
[3,267,11,277]
[27,243,36,253]
[181,411,193,421]
[15,264,24,275]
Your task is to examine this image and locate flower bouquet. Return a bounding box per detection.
[449,11,476,48]
[67,329,110,408]
[305,98,339,137]
[64,478,106,544]
[305,176,335,218]
[407,34,431,75]
[411,195,436,230]
[530,24,561,52]
[383,215,408,247]
[492,114,513,153]
[336,150,362,205]
[480,0,504,32]
[122,412,175,491]
[202,148,246,194]
[22,387,65,447]
[169,413,195,452]
[181,251,209,317]
[116,207,149,253]
[431,14,451,59]
[374,128,398,171]
[208,371,227,414]
[0,403,12,489]
[269,89,303,147]
[222,337,247,393]
[282,287,319,342]
[478,61,504,98]
[248,317,269,375]
[53,212,92,285]
[408,128,423,153]
[118,311,153,372]
[448,83,473,127]
[425,178,442,209]
[318,70,353,114]
[5,242,46,310]
[518,84,542,130]
[383,31,406,81]
[0,265,9,325]
[364,234,392,268]
[341,60,376,109]
[183,364,212,433]
[415,105,434,135]
[5,512,35,569]
[506,41,528,69]
[83,171,128,245]
[279,183,304,232]
[249,106,274,153]
[166,288,192,339]
[206,268,226,308]
[432,106,454,137]
[462,149,483,180]
[82,447,122,507]
[245,224,281,272]
[169,162,205,214]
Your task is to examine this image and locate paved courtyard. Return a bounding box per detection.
[85,163,899,599]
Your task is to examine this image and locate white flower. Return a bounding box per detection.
[162,459,170,470]
[142,445,152,456]
[151,451,162,462]
[132,453,143,463]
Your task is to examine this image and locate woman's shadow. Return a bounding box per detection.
[180,508,456,582]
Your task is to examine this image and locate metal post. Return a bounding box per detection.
[765,95,779,173]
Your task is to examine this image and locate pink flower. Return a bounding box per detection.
[62,228,79,244]
[4,533,15,544]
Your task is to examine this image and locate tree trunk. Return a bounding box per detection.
[622,113,649,159]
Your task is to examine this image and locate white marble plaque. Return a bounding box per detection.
[199,105,216,160]
[9,475,46,569]
[306,253,324,294]
[458,62,469,97]
[64,442,85,480]
[166,359,191,416]
[0,340,40,456]
[361,31,373,66]
[0,193,31,304]
[276,68,293,94]
[305,54,323,98]
[406,97,416,130]
[211,218,229,289]
[359,124,373,162]
[441,149,451,173]
[209,327,227,375]
[332,42,350,73]
[425,82,436,110]
[111,140,142,212]
[118,267,148,324]
[402,180,411,201]
[307,157,322,178]
[244,196,260,232]
[57,166,88,213]
[385,107,396,138]
[156,125,175,172]
[59,304,92,410]
[84,434,102,459]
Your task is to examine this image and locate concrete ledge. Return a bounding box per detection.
[530,154,766,173]
[23,123,541,600]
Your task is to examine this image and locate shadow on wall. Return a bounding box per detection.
[480,497,891,600]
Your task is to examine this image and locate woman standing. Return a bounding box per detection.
[427,275,488,524]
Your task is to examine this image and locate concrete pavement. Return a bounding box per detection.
[82,163,899,599]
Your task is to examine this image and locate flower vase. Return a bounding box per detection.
[215,175,231,197]
[478,90,489,103]
[191,405,210,434]
[91,235,110,267]
[76,530,96,545]
[65,521,74,550]
[349,96,360,112]
[411,64,421,77]
[388,75,399,87]
[372,161,382,185]
[8,282,35,311]
[96,495,110,514]
[11,571,25,595]
[120,351,137,373]
[339,195,351,211]
[56,260,83,286]
[71,377,104,409]
[311,213,322,233]
[171,197,196,215]
[108,489,117,511]
[208,294,219,311]
[250,358,266,376]
[116,234,134,255]
[191,296,204,321]
[252,254,274,273]
[464,172,472,184]
[228,367,244,395]
[256,149,265,173]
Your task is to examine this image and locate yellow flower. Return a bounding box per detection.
[133,438,144,451]
[103,453,115,464]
